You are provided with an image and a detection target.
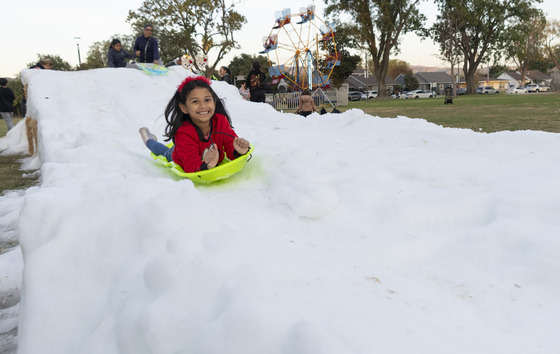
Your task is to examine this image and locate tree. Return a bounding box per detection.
[323,22,361,89]
[26,54,73,71]
[489,64,507,78]
[127,0,246,78]
[544,19,560,69]
[504,14,546,88]
[324,0,426,97]
[403,71,419,90]
[431,0,543,94]
[387,59,412,80]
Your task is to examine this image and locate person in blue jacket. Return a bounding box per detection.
[134,24,161,64]
[107,39,136,68]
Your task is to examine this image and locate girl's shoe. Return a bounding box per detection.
[139,127,157,145]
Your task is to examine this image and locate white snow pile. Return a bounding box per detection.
[1,67,560,353]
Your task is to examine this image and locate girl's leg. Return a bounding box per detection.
[146,139,173,161]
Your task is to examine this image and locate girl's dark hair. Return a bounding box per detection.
[221,66,231,76]
[164,79,232,142]
[301,88,311,96]
[252,61,261,71]
[109,39,121,50]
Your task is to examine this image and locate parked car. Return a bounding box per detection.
[456,88,467,95]
[526,84,551,92]
[511,86,528,94]
[348,91,362,101]
[404,90,434,99]
[477,86,499,94]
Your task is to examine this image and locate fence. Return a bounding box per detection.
[268,89,344,110]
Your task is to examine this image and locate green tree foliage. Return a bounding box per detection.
[403,71,419,90]
[489,64,507,78]
[387,59,412,80]
[544,19,560,69]
[324,22,361,89]
[127,0,246,77]
[26,54,73,71]
[324,0,425,97]
[503,14,546,87]
[431,0,543,94]
[227,54,270,87]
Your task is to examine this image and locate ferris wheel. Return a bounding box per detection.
[260,5,340,91]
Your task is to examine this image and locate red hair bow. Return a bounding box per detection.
[177,75,211,92]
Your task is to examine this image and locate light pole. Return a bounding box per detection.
[74,37,82,67]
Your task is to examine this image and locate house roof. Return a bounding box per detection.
[415,72,453,84]
[346,72,399,89]
[526,70,550,81]
[501,71,524,81]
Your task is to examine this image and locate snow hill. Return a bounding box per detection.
[1,66,560,353]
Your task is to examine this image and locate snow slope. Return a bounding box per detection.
[1,67,560,353]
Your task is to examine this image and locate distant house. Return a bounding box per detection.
[345,69,399,93]
[498,69,552,88]
[394,71,453,93]
[477,77,509,91]
[525,70,552,86]
[550,66,560,85]
[497,71,529,88]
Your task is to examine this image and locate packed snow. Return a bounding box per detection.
[1,67,560,353]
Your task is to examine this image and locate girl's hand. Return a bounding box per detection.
[233,137,250,155]
[203,144,219,168]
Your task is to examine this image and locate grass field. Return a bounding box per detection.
[1,93,559,194]
[0,117,40,194]
[340,92,560,133]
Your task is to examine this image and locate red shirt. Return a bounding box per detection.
[171,113,238,172]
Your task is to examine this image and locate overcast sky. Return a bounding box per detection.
[2,0,559,78]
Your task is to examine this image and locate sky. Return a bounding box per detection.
[2,0,559,78]
[1,62,560,353]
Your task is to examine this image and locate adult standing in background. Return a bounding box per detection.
[134,25,161,65]
[219,66,232,84]
[0,78,15,131]
[29,58,54,70]
[246,61,267,103]
[23,58,53,116]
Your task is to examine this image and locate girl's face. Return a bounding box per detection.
[180,87,216,125]
[113,43,122,51]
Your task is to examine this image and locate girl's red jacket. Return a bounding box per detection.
[171,113,238,173]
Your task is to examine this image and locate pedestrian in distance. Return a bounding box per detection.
[246,61,267,103]
[0,78,15,131]
[219,66,232,85]
[296,88,316,117]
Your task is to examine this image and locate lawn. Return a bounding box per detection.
[0,117,40,193]
[341,92,560,133]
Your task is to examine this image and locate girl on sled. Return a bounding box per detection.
[139,76,250,172]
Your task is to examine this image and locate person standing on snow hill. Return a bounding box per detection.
[107,39,136,68]
[139,76,251,172]
[246,61,267,103]
[219,66,232,84]
[134,24,161,65]
[0,78,15,131]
